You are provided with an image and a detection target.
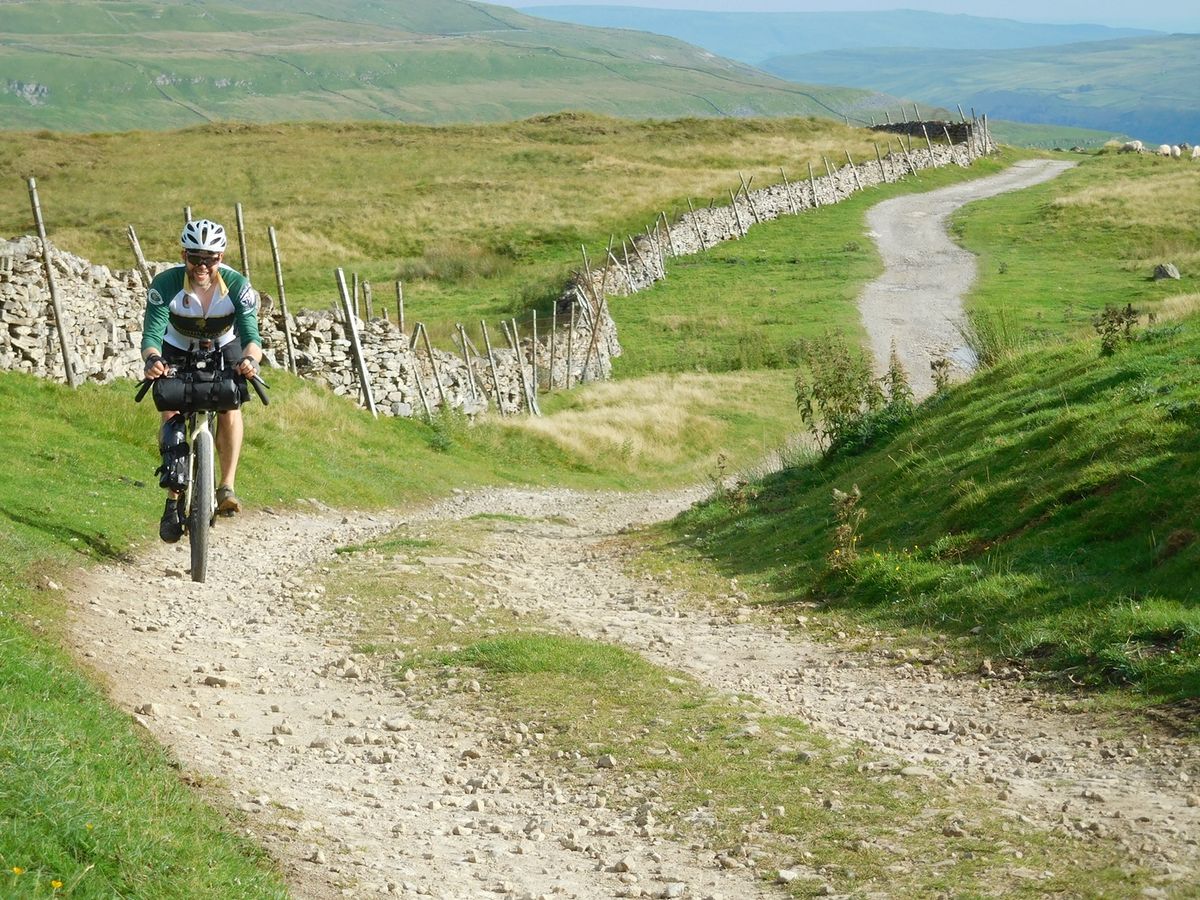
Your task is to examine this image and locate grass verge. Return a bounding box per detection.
[653,316,1200,714]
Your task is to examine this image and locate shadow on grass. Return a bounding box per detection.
[0,505,131,563]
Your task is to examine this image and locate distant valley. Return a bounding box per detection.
[0,0,922,132]
[526,6,1194,145]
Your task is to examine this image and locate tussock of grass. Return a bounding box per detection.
[511,372,793,470]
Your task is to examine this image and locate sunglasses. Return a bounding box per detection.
[186,253,220,267]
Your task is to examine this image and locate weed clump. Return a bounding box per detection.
[1093,303,1139,356]
[794,335,914,456]
[829,484,866,570]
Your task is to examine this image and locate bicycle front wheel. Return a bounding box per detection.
[189,429,215,583]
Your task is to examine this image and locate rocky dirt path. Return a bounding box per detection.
[859,158,1075,397]
[71,487,1198,898]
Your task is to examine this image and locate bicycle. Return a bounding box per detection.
[135,345,269,583]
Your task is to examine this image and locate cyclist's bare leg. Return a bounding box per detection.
[216,408,243,491]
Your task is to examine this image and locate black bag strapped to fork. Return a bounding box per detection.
[151,369,246,413]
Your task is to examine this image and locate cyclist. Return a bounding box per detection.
[140,218,263,542]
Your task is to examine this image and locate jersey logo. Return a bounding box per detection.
[148,288,165,306]
[238,285,256,309]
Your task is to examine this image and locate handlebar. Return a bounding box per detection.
[248,374,270,406]
[134,372,270,406]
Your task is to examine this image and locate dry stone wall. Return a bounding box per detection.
[1,124,990,417]
[0,238,619,418]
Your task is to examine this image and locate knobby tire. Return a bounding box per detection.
[190,428,214,583]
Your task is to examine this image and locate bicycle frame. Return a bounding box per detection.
[135,344,268,583]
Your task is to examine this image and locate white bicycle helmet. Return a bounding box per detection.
[180,218,228,252]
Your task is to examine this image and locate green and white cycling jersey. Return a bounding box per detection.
[141,264,262,353]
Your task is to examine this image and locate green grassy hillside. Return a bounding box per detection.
[761,34,1200,146]
[0,115,910,336]
[0,0,904,132]
[526,6,1154,66]
[668,317,1200,708]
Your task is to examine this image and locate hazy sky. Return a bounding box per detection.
[512,1,1200,32]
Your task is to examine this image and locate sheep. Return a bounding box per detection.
[1158,144,1172,156]
[1193,146,1200,160]
[1120,140,1144,153]
[1171,145,1182,158]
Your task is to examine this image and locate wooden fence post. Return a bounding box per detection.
[334,267,377,417]
[897,138,918,176]
[418,322,449,410]
[455,323,480,405]
[628,234,651,276]
[728,189,746,237]
[845,150,864,192]
[651,222,666,277]
[503,320,532,415]
[565,302,576,388]
[126,224,152,287]
[396,281,405,335]
[779,167,798,214]
[234,202,251,281]
[874,143,889,183]
[549,303,558,391]
[27,178,77,387]
[686,198,707,251]
[921,123,935,160]
[808,163,821,208]
[738,172,761,223]
[410,356,432,422]
[183,206,192,223]
[531,310,539,398]
[823,156,839,201]
[363,281,374,320]
[659,211,678,257]
[480,319,506,416]
[957,103,967,123]
[267,225,298,375]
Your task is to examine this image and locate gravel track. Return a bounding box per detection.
[859,159,1075,397]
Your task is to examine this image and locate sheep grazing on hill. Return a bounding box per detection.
[1158,144,1172,156]
[1171,145,1183,158]
[1193,146,1200,160]
[1120,140,1144,153]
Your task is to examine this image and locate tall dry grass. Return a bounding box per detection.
[507,371,795,474]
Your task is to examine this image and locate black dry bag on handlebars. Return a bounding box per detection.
[151,369,244,413]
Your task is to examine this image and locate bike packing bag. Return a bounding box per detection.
[152,370,244,413]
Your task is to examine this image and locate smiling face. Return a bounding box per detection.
[183,249,222,287]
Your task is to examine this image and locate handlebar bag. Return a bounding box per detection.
[152,370,244,413]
